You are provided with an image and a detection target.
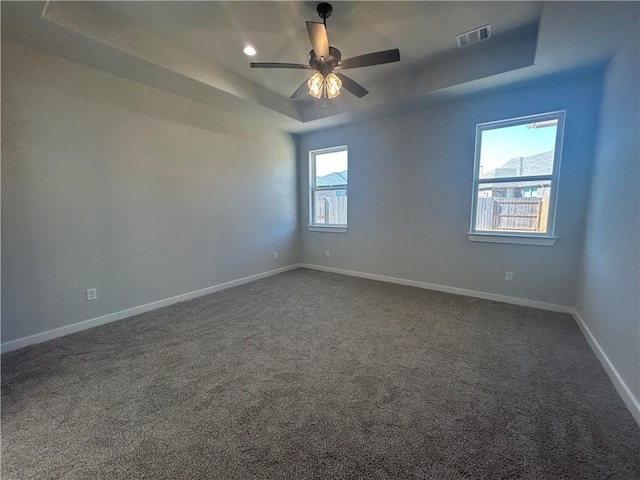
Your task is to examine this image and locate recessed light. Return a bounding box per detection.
[243,45,257,56]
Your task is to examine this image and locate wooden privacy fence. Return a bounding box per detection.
[476,197,549,232]
[316,196,347,225]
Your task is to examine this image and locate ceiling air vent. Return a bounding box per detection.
[456,25,491,48]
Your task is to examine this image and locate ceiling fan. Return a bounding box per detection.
[250,2,400,100]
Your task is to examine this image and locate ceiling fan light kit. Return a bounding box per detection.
[250,2,400,101]
[324,73,342,99]
[308,71,342,99]
[307,72,324,98]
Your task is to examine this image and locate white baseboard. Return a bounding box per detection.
[299,263,573,313]
[1,264,301,354]
[571,308,640,426]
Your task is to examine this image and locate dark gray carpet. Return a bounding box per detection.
[2,268,639,479]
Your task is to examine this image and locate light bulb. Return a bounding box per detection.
[308,72,324,99]
[243,45,257,56]
[325,73,342,99]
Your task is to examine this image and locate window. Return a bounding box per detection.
[468,111,565,246]
[309,146,348,232]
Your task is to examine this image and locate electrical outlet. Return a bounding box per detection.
[505,271,513,282]
[325,250,330,257]
[86,288,98,301]
[273,252,278,259]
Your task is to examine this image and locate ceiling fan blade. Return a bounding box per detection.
[338,49,400,70]
[250,62,311,69]
[290,79,311,99]
[306,21,329,59]
[335,73,369,98]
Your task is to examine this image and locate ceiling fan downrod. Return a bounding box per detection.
[316,2,333,27]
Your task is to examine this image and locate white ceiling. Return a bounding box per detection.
[102,1,542,99]
[1,2,632,133]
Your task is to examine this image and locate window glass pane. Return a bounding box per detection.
[315,150,348,187]
[314,189,347,225]
[479,120,558,179]
[475,180,552,233]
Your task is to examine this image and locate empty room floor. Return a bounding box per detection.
[2,269,638,479]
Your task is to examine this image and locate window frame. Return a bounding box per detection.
[308,145,349,233]
[468,111,565,246]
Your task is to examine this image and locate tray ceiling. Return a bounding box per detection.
[2,2,629,133]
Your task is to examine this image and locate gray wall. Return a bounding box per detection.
[1,40,298,343]
[575,17,640,406]
[298,73,602,306]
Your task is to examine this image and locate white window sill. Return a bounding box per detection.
[467,232,557,246]
[308,225,348,233]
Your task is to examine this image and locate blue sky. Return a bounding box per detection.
[315,123,557,178]
[480,123,558,173]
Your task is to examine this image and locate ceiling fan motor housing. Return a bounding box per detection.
[309,46,341,72]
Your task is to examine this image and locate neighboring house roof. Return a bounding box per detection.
[317,171,348,187]
[482,151,554,179]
